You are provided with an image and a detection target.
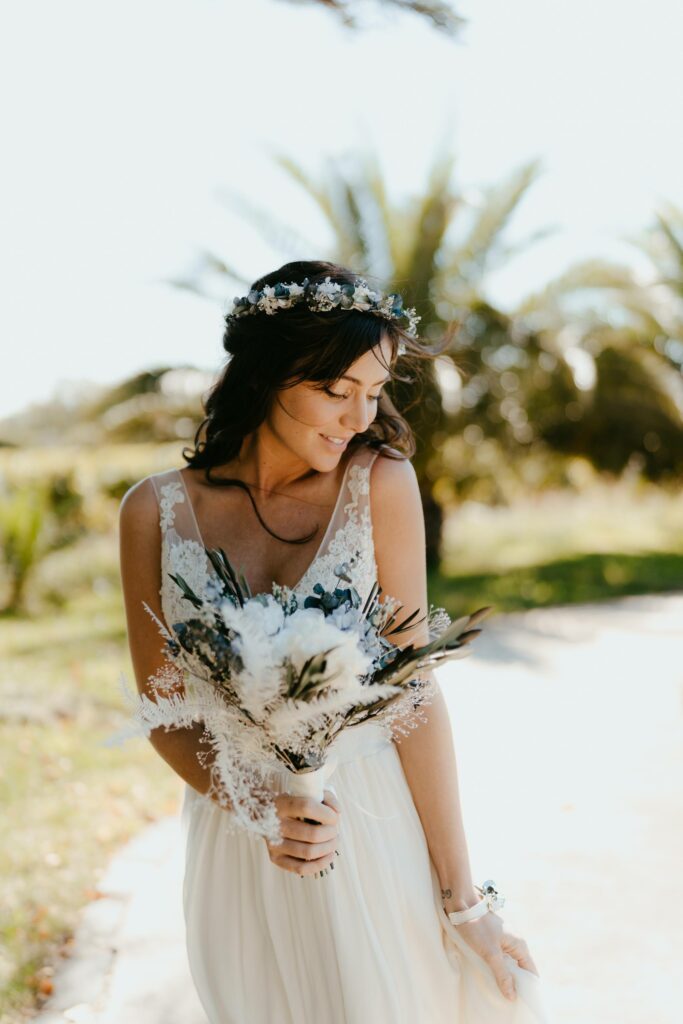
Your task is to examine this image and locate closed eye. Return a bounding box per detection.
[324,387,383,401]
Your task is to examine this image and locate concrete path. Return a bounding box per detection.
[34,592,683,1023]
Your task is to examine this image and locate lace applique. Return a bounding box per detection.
[161,537,214,629]
[159,481,184,532]
[345,463,371,510]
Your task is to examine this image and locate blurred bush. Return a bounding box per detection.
[0,473,89,615]
[0,445,181,615]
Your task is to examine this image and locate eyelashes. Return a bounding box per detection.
[323,387,382,402]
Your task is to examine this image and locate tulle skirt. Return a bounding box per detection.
[180,725,549,1024]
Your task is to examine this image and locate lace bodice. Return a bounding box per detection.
[149,445,382,634]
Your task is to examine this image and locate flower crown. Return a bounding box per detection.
[226,276,421,341]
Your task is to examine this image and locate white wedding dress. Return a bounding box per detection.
[148,444,549,1024]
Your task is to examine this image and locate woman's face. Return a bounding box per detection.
[267,336,393,469]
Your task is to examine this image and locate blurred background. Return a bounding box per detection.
[1,1,682,1021]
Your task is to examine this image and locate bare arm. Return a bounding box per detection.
[118,478,232,811]
[371,454,481,914]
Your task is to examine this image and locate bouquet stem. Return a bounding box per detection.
[285,763,332,803]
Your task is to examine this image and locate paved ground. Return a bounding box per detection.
[34,592,683,1024]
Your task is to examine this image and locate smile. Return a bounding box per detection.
[320,434,351,448]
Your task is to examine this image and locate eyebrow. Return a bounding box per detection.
[340,374,391,386]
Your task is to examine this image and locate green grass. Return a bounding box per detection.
[0,585,180,1022]
[429,551,683,619]
[432,477,683,617]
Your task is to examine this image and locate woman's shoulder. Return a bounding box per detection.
[119,469,179,533]
[367,444,419,517]
[355,441,410,467]
[366,443,415,480]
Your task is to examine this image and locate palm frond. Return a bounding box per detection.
[515,259,640,316]
[495,223,562,265]
[215,185,320,258]
[358,150,400,278]
[272,153,359,258]
[406,150,460,302]
[276,0,465,37]
[444,159,542,283]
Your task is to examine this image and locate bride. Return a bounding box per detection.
[118,261,549,1023]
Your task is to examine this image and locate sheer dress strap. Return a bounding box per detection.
[149,469,204,549]
[149,469,215,633]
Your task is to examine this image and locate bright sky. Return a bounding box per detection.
[2,0,682,418]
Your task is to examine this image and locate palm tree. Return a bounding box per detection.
[515,204,683,478]
[181,149,549,564]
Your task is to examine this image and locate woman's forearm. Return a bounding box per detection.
[394,677,481,911]
[149,722,234,812]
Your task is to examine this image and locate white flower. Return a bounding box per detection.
[326,603,362,632]
[270,607,325,664]
[352,285,380,311]
[219,597,286,714]
[313,277,343,311]
[317,277,342,299]
[258,285,281,315]
[272,607,371,688]
[406,309,421,334]
[221,595,284,637]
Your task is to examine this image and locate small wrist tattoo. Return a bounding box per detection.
[440,887,452,903]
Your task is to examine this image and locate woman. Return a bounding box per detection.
[119,261,548,1023]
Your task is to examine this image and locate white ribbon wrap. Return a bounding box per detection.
[283,754,340,806]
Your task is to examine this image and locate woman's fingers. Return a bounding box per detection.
[265,792,342,874]
[323,787,341,814]
[485,933,541,1001]
[279,794,339,827]
[501,932,540,977]
[274,849,338,876]
[277,835,338,863]
[484,949,517,1002]
[458,919,540,1001]
[279,817,338,842]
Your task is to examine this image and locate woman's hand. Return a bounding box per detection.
[264,788,342,877]
[453,909,540,1001]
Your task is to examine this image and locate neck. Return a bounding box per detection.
[215,430,318,496]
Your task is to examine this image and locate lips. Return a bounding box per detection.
[320,434,352,447]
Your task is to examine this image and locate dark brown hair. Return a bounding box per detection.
[182,260,440,543]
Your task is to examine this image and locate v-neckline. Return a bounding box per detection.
[175,451,355,595]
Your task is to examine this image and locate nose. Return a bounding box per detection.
[340,393,374,434]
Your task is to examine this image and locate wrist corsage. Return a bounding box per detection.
[447,880,506,926]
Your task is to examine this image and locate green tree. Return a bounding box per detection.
[516,204,683,479]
